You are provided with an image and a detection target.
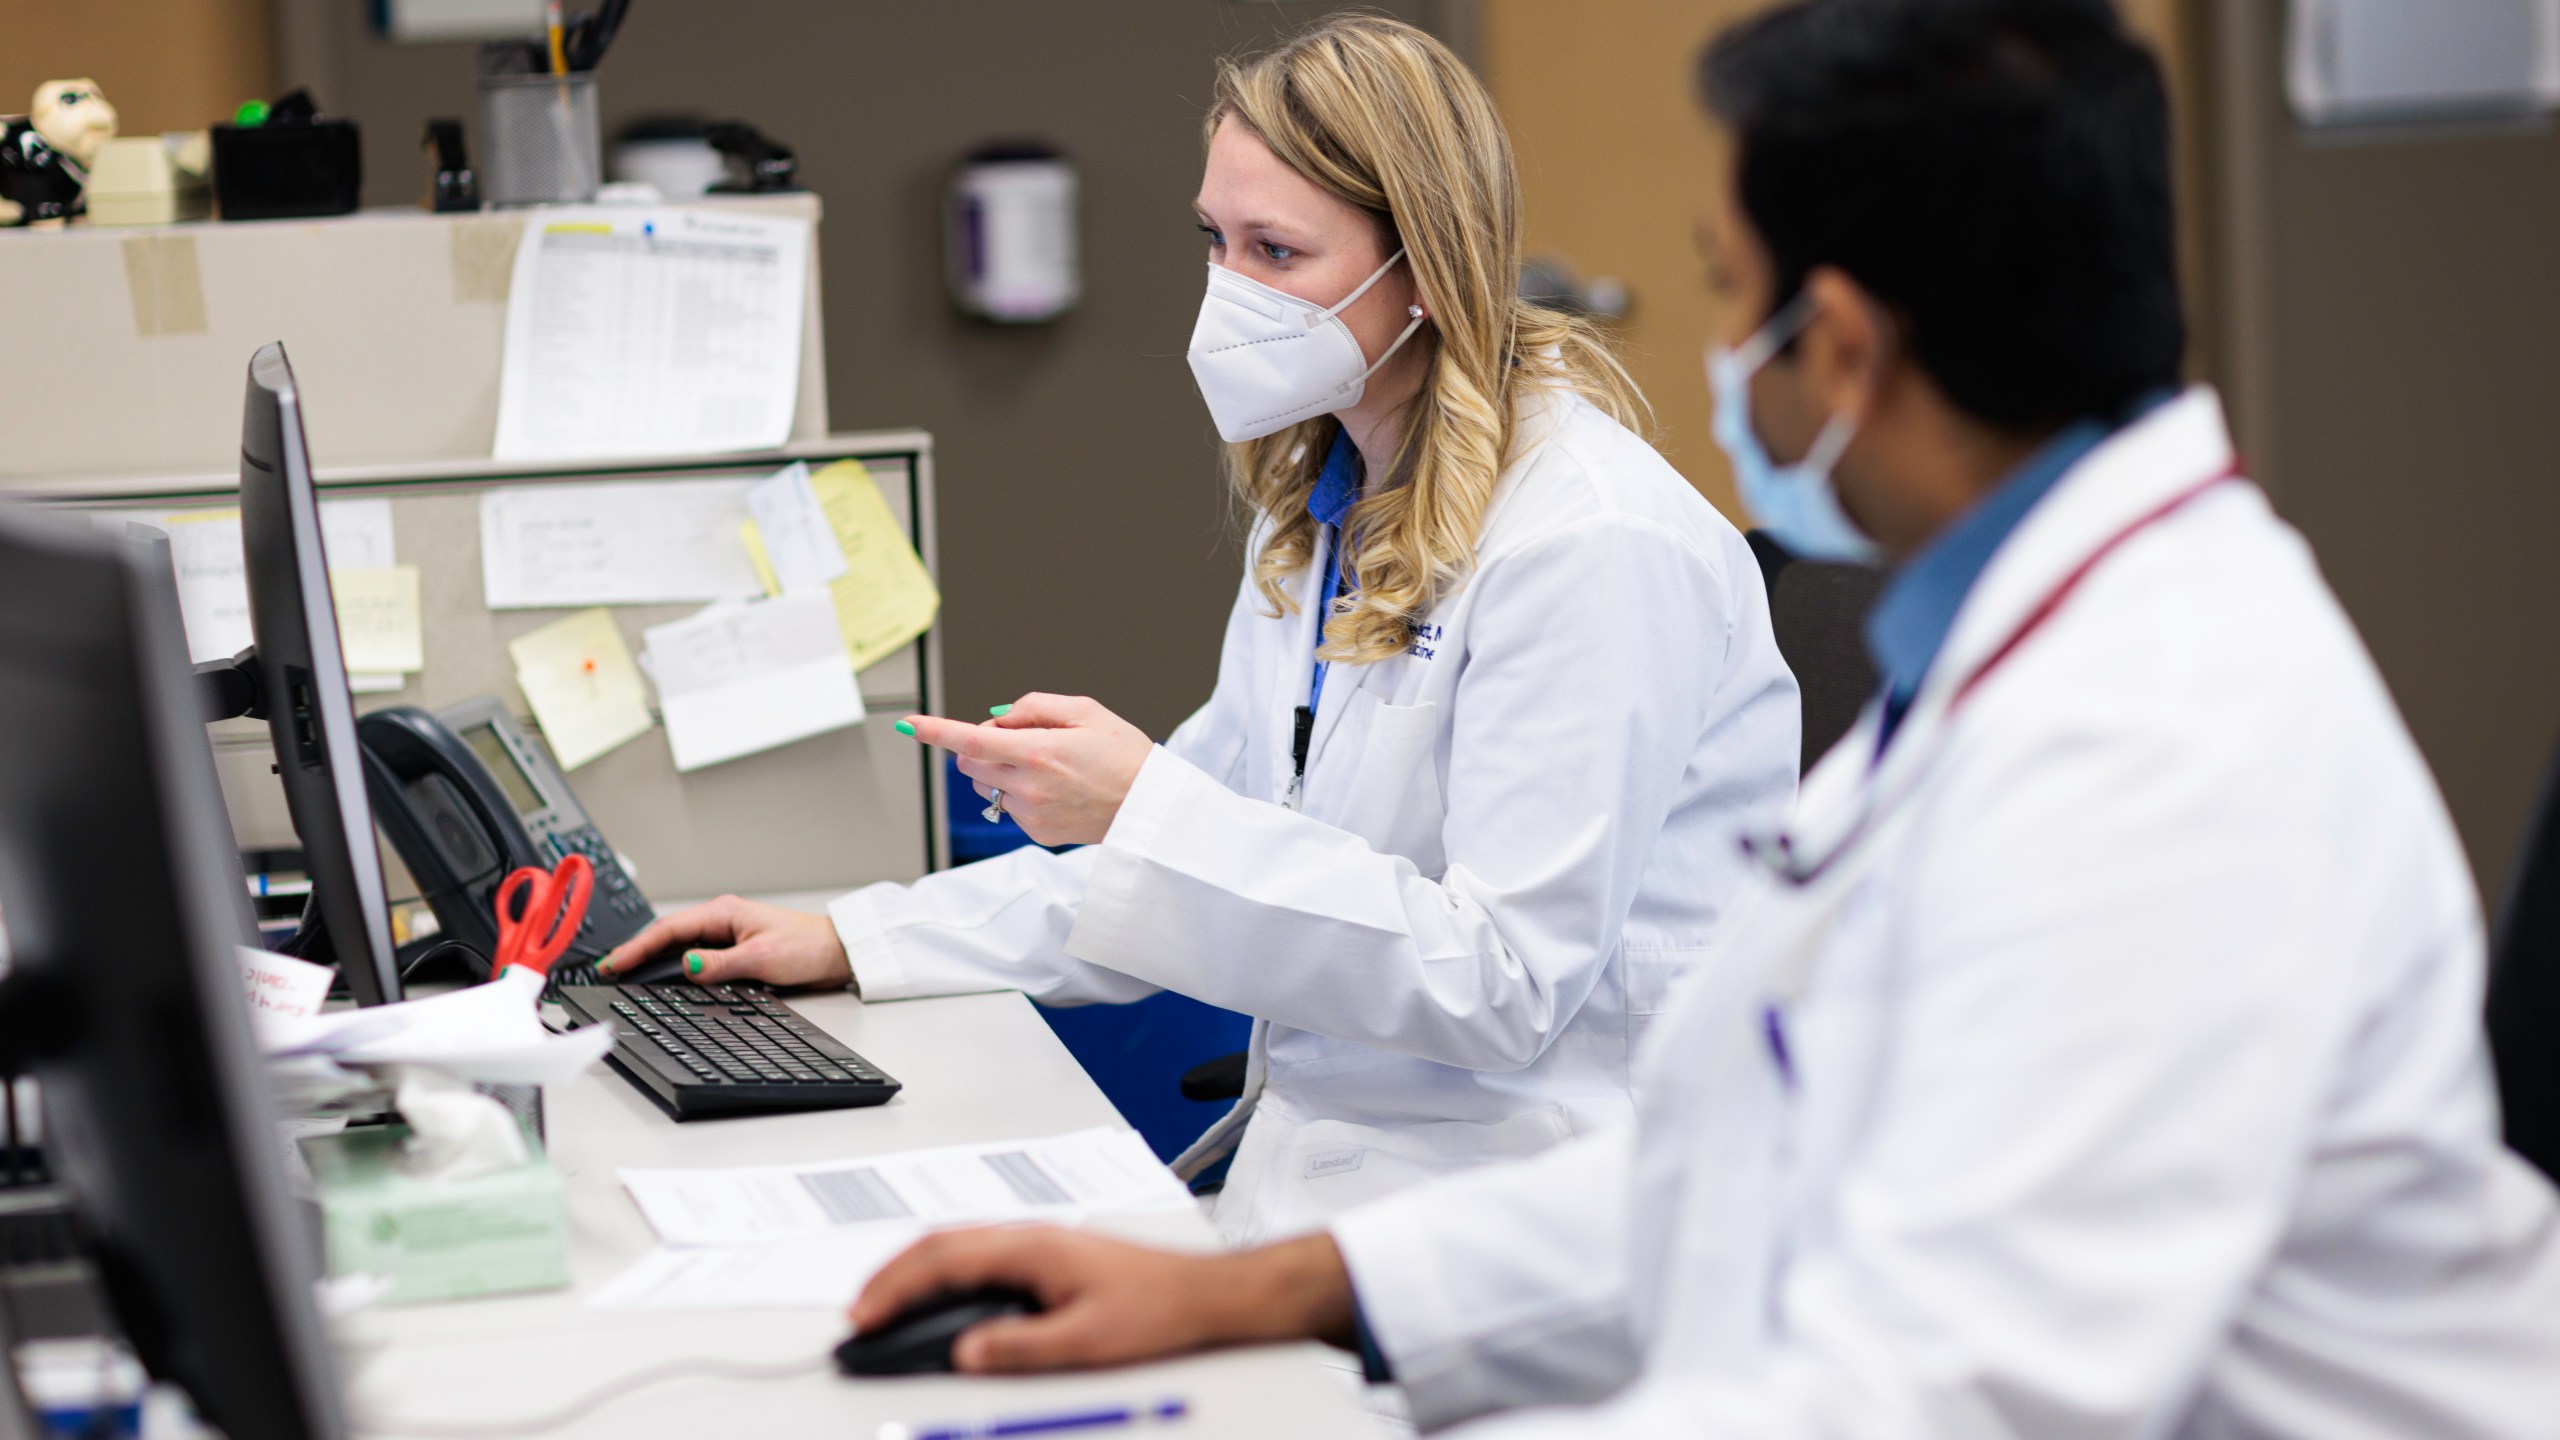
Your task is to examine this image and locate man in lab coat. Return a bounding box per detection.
[849,1,2560,1432]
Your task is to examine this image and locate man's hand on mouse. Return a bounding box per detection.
[851,1226,1359,1374]
[895,694,1154,849]
[593,894,851,988]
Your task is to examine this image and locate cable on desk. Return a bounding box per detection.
[356,1351,832,1438]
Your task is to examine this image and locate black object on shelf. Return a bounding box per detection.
[423,118,480,212]
[705,121,798,193]
[212,91,360,221]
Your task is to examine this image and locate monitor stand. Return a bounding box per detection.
[189,647,346,976]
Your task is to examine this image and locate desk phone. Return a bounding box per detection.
[358,695,652,984]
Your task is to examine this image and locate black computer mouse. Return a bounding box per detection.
[606,947,693,986]
[834,1285,1044,1376]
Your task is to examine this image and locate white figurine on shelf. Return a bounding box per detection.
[1,79,119,227]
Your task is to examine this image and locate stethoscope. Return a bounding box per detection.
[1742,464,2243,890]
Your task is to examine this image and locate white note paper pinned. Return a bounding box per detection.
[492,207,811,462]
[479,480,764,610]
[139,500,398,665]
[641,591,863,771]
[619,1128,1192,1248]
[743,461,848,594]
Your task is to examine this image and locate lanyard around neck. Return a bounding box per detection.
[1286,522,1351,809]
[1745,462,2244,888]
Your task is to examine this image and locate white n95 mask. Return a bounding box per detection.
[1707,295,1880,564]
[1187,250,1428,443]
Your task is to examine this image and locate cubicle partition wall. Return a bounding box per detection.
[22,434,946,907]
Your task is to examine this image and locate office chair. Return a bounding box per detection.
[2487,731,2560,1184]
[1175,532,1892,1112]
[1746,530,1887,775]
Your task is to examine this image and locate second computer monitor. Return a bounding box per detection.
[238,341,403,1006]
[0,504,348,1439]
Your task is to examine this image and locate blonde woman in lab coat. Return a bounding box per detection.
[600,15,1800,1245]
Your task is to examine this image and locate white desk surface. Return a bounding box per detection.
[336,897,1377,1439]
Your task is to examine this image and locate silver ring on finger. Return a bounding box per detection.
[982,788,1007,824]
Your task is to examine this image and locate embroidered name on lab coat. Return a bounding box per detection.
[1407,622,1444,659]
[1304,1148,1367,1178]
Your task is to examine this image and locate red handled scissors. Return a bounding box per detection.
[491,853,593,980]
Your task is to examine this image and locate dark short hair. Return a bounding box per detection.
[1701,0,2184,431]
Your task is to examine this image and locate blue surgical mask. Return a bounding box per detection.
[1707,296,1879,564]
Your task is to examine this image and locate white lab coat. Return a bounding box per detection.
[828,387,1801,1243]
[1332,389,2560,1437]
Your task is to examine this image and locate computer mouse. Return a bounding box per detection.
[834,1285,1044,1376]
[606,947,693,986]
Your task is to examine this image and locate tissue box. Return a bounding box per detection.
[83,133,212,227]
[300,1124,568,1304]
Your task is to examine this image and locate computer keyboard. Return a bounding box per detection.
[556,981,901,1120]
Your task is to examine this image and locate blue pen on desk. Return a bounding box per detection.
[879,1396,1188,1440]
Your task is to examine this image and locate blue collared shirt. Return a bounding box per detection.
[1865,397,2167,753]
[1305,427,1363,715]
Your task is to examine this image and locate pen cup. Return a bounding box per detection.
[478,72,602,207]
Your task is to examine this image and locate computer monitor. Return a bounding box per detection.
[238,341,402,1006]
[0,503,348,1439]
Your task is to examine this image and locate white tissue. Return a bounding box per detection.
[391,1069,533,1181]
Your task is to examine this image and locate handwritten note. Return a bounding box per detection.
[744,461,849,594]
[331,565,423,674]
[140,499,398,667]
[507,608,654,770]
[237,945,334,1027]
[641,591,863,772]
[807,460,939,671]
[479,480,764,610]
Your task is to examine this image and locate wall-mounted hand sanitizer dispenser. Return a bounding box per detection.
[945,142,1080,324]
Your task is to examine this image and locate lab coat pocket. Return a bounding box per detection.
[1269,1105,1574,1237]
[1620,944,1712,1081]
[1333,697,1445,872]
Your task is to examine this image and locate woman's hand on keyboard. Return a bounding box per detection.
[593,895,854,990]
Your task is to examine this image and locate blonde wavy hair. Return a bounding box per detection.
[1212,14,1648,664]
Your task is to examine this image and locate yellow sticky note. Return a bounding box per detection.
[805,460,940,672]
[331,565,424,673]
[740,519,782,598]
[506,607,653,770]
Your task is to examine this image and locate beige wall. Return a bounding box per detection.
[0,0,271,136]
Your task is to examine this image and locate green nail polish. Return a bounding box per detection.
[989,704,1012,717]
[894,720,916,737]
[685,952,704,976]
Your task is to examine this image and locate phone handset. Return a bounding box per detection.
[356,698,654,983]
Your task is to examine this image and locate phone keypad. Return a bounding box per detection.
[542,826,652,926]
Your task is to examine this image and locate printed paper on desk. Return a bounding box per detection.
[491,207,811,462]
[589,1230,923,1312]
[331,565,423,674]
[642,590,863,772]
[619,1127,1192,1247]
[137,499,396,665]
[807,460,941,671]
[509,608,654,770]
[479,479,764,609]
[744,461,848,594]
